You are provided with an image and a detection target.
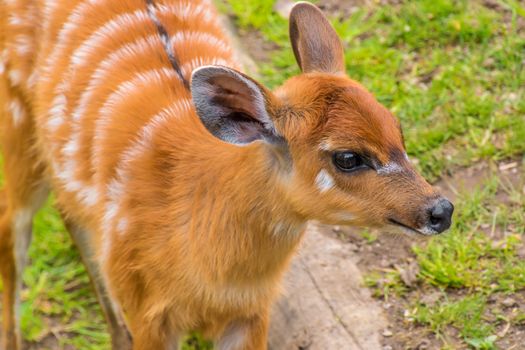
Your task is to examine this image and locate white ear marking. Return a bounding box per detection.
[316,169,334,193]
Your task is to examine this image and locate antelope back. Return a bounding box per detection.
[7,0,236,228]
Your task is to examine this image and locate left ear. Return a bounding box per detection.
[191,65,280,145]
[289,2,345,74]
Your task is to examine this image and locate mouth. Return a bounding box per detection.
[388,218,429,236]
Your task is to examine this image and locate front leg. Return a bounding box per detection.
[216,314,269,350]
[62,217,132,350]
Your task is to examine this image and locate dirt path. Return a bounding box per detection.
[270,224,387,350]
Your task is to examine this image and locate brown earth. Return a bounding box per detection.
[318,160,525,350]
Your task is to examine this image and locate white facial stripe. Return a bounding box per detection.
[319,140,332,151]
[377,162,404,175]
[316,169,334,193]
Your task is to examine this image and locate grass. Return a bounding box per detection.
[0,0,524,348]
[411,174,525,347]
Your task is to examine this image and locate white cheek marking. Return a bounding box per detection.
[316,169,335,193]
[377,162,404,175]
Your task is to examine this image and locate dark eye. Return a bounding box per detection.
[333,152,366,172]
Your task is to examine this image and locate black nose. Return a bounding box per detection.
[428,198,454,233]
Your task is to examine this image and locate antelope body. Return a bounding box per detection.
[0,0,453,349]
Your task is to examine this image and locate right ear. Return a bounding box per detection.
[191,66,282,146]
[289,2,345,74]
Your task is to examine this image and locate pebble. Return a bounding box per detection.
[348,243,359,252]
[382,329,393,337]
[417,339,431,349]
[502,297,516,307]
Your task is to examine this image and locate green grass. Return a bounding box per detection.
[372,170,525,348]
[413,294,497,349]
[415,176,525,292]
[22,201,109,349]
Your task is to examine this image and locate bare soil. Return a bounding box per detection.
[315,160,525,349]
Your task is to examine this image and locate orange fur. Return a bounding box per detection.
[0,1,452,349]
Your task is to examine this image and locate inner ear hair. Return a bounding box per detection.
[191,65,285,146]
